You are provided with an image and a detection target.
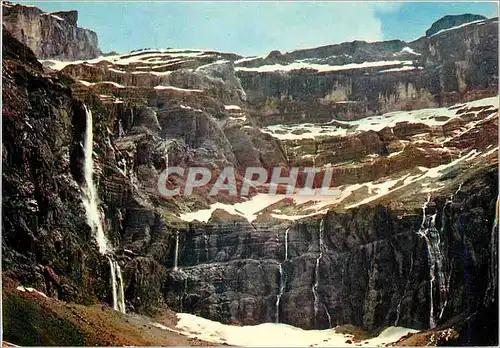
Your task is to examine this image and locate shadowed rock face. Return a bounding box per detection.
[162,170,497,337]
[2,5,499,346]
[2,2,101,60]
[2,28,109,303]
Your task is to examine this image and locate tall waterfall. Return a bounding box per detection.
[417,194,447,329]
[82,105,109,254]
[82,105,126,313]
[204,232,209,261]
[312,218,325,323]
[285,228,290,261]
[283,143,289,164]
[485,196,499,305]
[174,231,180,271]
[275,227,290,323]
[117,118,124,138]
[275,264,285,323]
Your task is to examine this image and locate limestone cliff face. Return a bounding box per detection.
[2,2,101,60]
[2,5,499,346]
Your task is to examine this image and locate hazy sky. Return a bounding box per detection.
[24,1,498,56]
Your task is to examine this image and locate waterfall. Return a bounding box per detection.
[109,257,117,310]
[82,105,126,313]
[118,118,124,138]
[312,218,325,323]
[164,148,169,170]
[174,231,180,271]
[283,143,289,164]
[275,264,285,323]
[82,105,109,254]
[108,257,126,313]
[285,228,290,261]
[417,194,447,329]
[394,301,402,326]
[115,262,126,313]
[323,303,332,328]
[485,196,499,305]
[204,232,209,261]
[275,228,290,323]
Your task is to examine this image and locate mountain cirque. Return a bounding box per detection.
[2,3,499,346]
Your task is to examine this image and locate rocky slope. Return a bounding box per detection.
[2,1,101,60]
[2,4,498,346]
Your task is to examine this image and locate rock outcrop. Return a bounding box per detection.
[2,28,107,303]
[425,14,487,37]
[2,1,101,60]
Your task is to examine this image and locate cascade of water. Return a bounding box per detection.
[323,303,332,328]
[285,228,290,261]
[118,118,124,138]
[204,233,209,261]
[275,264,285,323]
[82,105,126,313]
[275,227,291,323]
[394,301,402,326]
[82,105,109,254]
[115,262,126,313]
[174,231,180,271]
[283,143,289,164]
[417,194,447,329]
[485,196,499,305]
[312,218,325,322]
[108,257,118,310]
[165,149,169,170]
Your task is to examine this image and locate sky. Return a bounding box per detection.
[22,1,499,56]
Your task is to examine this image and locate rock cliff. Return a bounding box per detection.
[2,4,498,346]
[2,1,101,60]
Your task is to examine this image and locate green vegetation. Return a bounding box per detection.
[3,293,86,346]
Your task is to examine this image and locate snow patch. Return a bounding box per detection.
[224,105,242,111]
[234,56,264,64]
[154,85,204,93]
[16,285,48,298]
[78,80,126,89]
[180,105,203,112]
[41,13,64,21]
[400,46,421,55]
[430,20,487,37]
[235,60,414,73]
[261,96,498,140]
[175,313,418,347]
[379,66,424,73]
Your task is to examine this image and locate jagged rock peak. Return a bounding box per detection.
[425,13,488,36]
[2,1,101,60]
